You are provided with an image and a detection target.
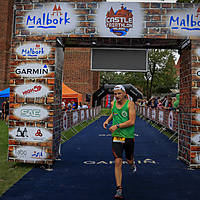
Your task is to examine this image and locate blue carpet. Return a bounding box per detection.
[1,116,200,200]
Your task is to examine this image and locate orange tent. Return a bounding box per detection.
[62,83,82,103]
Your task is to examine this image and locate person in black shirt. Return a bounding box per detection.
[4,99,9,122]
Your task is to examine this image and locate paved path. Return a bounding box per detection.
[1,116,200,200]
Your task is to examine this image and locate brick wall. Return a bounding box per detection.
[0,0,14,90]
[63,47,100,103]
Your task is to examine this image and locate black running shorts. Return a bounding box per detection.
[112,137,135,161]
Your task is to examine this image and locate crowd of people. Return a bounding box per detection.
[1,98,9,122]
[136,93,180,110]
[61,100,90,111]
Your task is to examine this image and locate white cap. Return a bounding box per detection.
[114,85,126,92]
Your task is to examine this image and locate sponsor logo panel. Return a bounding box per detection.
[159,111,164,123]
[15,83,50,98]
[15,63,50,78]
[24,3,78,34]
[168,111,174,130]
[73,111,78,124]
[14,105,49,120]
[16,43,51,58]
[13,146,47,161]
[81,110,85,121]
[9,127,52,141]
[168,7,200,36]
[96,3,144,38]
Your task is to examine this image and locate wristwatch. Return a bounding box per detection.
[116,124,120,128]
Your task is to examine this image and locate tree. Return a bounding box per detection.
[123,49,178,99]
[100,71,126,86]
[100,49,179,100]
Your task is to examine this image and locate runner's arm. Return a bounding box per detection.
[103,101,114,129]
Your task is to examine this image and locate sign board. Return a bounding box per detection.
[15,83,50,98]
[15,63,50,78]
[16,43,51,58]
[91,48,148,72]
[168,8,200,37]
[96,3,143,38]
[9,127,52,142]
[14,105,49,120]
[24,3,77,34]
[13,146,47,161]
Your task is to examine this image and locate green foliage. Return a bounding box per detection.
[100,71,126,86]
[0,116,100,196]
[100,108,112,116]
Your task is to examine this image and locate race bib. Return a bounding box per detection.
[113,136,125,143]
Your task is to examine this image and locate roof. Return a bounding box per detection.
[0,88,10,97]
[62,83,82,102]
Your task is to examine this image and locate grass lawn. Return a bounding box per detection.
[0,114,102,197]
[0,120,33,196]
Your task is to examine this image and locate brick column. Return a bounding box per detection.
[178,44,192,166]
[178,40,200,168]
[189,39,200,168]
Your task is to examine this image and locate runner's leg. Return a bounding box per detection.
[112,140,123,188]
[125,138,136,172]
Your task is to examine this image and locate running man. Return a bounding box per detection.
[103,85,136,199]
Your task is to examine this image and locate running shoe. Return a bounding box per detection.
[114,187,123,199]
[130,161,137,173]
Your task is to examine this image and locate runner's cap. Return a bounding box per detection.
[114,85,126,92]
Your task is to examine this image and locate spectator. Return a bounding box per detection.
[82,103,88,109]
[157,99,163,109]
[78,102,82,109]
[173,94,180,109]
[67,101,72,111]
[162,95,168,107]
[165,97,173,110]
[72,101,76,110]
[4,99,9,122]
[150,97,157,108]
[147,98,152,107]
[1,100,6,120]
[61,101,65,111]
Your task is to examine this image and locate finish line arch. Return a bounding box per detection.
[92,84,143,107]
[8,1,200,169]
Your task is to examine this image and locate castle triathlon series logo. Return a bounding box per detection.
[106,5,133,36]
[24,3,77,34]
[96,3,143,38]
[169,6,200,36]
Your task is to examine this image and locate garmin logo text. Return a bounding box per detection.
[15,68,48,75]
[15,63,50,78]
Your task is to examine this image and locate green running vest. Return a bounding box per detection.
[112,100,135,138]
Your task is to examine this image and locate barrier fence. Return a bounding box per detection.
[135,104,179,134]
[61,106,102,132]
[135,104,200,169]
